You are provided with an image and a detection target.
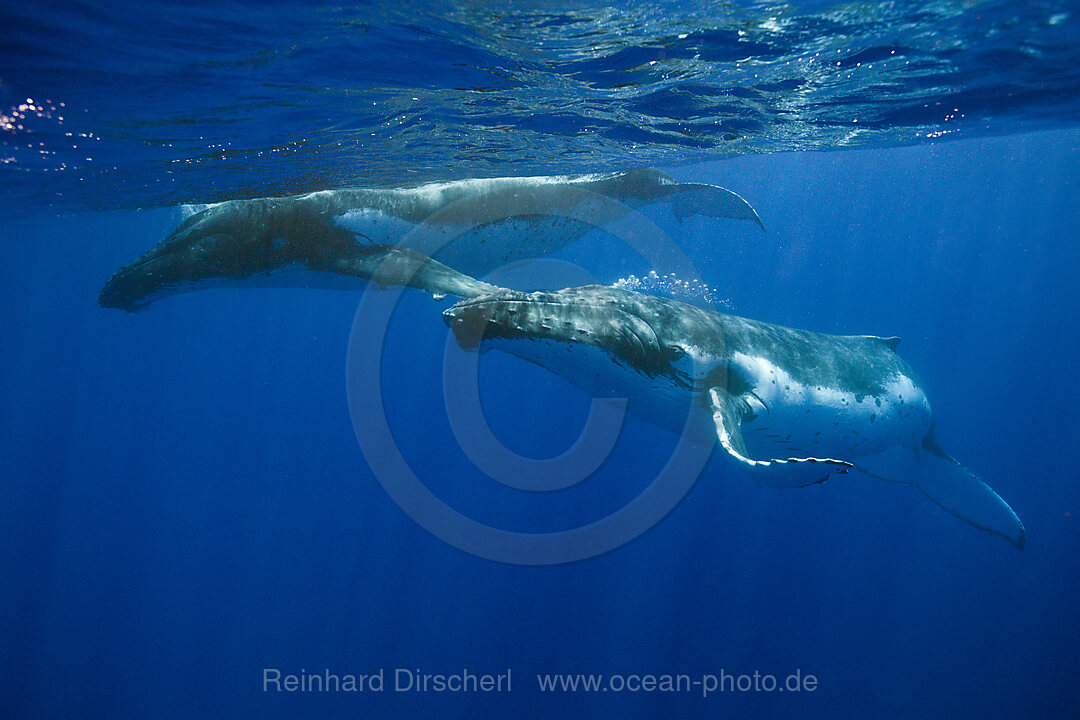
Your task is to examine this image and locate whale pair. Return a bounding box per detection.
[99,169,1025,549]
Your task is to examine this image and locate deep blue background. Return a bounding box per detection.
[1,131,1078,718]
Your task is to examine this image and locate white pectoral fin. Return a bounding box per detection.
[914,442,1026,550]
[856,441,1026,550]
[707,388,854,488]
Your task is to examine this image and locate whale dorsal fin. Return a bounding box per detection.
[707,387,854,488]
[853,335,901,350]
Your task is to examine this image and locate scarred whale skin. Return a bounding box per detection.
[99,168,762,312]
[444,285,1026,550]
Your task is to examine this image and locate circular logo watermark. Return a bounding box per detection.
[441,259,629,493]
[345,187,723,564]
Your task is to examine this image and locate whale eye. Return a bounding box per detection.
[665,345,686,361]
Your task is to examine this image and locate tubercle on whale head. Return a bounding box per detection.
[98,235,244,312]
[98,194,497,312]
[441,286,696,384]
[98,197,357,312]
[98,199,275,312]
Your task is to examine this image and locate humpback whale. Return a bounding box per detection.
[443,285,1026,550]
[99,168,762,311]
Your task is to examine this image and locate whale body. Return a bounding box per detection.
[99,168,762,311]
[443,284,1026,550]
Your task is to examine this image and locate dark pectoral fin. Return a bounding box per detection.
[669,184,765,230]
[707,388,853,488]
[334,245,499,299]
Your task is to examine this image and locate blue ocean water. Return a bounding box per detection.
[2,2,1079,719]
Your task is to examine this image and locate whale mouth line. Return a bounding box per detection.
[443,295,649,337]
[451,296,618,312]
[448,288,626,314]
[443,291,703,391]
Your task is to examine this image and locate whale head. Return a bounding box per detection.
[98,198,358,312]
[443,285,731,395]
[99,200,277,311]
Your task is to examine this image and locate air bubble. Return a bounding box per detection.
[611,272,733,309]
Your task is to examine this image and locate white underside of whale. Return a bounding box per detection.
[729,351,931,461]
[331,196,645,279]
[474,328,1025,548]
